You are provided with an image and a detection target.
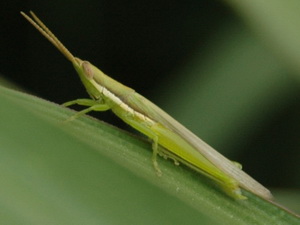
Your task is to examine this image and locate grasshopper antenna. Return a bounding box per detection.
[21,11,76,64]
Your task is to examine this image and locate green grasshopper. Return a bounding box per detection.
[21,11,272,200]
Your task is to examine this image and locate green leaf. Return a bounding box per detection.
[223,0,300,76]
[0,85,299,225]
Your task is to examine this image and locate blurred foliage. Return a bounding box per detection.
[0,0,300,223]
[1,84,299,225]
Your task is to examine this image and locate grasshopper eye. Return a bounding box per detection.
[82,61,94,79]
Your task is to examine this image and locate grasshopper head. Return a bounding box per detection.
[72,57,106,100]
[73,57,135,103]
